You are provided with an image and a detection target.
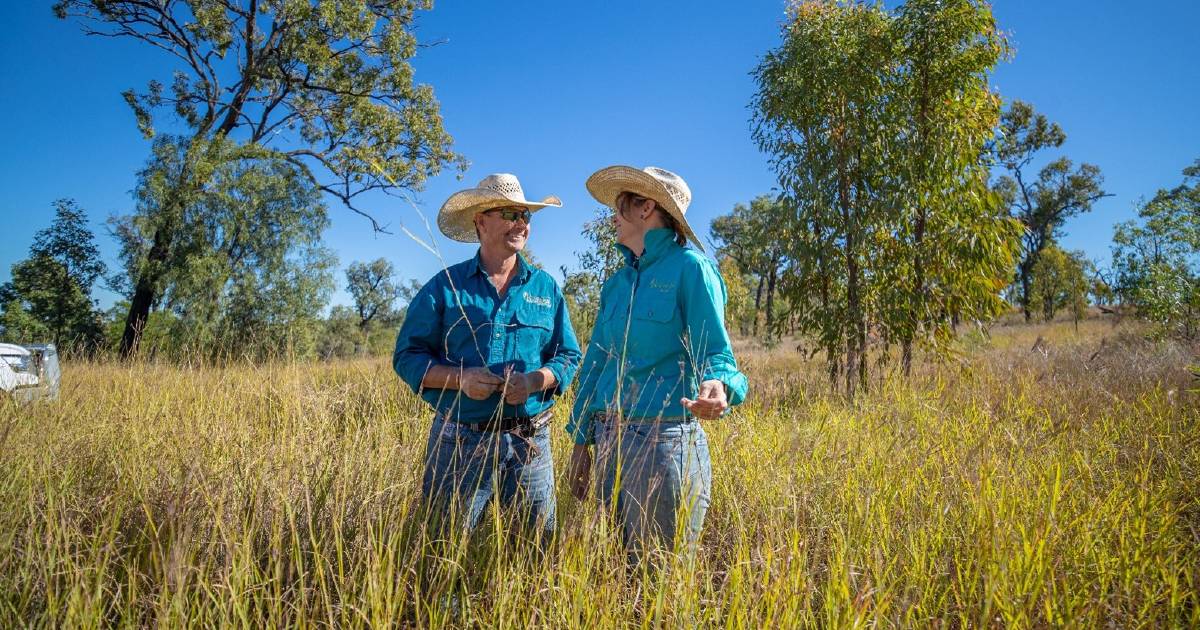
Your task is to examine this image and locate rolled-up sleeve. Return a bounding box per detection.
[541,285,581,396]
[393,279,445,394]
[680,256,749,406]
[567,320,608,445]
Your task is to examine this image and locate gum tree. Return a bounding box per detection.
[887,0,1021,374]
[55,0,466,357]
[753,0,896,394]
[992,100,1109,321]
[752,0,1019,394]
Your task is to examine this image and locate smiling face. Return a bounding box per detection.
[474,206,531,257]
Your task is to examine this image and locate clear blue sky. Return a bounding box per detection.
[2,1,1197,310]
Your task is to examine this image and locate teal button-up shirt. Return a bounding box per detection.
[567,228,749,445]
[393,252,581,422]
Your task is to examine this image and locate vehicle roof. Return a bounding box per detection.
[0,343,32,357]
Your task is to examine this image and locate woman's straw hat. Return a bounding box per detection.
[585,165,704,251]
[437,174,562,243]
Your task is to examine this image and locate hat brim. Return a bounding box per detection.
[585,165,705,252]
[437,189,562,243]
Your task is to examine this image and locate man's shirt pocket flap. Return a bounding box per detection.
[513,304,554,330]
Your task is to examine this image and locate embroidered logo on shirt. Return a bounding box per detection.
[523,293,551,308]
[649,278,675,293]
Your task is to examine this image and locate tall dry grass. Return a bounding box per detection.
[0,319,1196,627]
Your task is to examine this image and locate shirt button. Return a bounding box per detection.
[494,332,501,338]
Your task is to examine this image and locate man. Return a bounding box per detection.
[393,173,580,543]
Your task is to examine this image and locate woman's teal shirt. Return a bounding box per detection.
[567,228,749,445]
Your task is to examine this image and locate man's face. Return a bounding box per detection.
[475,206,531,255]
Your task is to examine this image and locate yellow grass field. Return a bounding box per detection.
[1,319,1197,628]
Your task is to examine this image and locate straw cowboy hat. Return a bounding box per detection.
[585,165,704,252]
[437,174,562,243]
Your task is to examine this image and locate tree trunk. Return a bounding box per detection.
[119,226,172,358]
[753,275,764,337]
[765,265,777,338]
[1020,260,1034,322]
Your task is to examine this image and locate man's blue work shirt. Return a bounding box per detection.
[393,251,581,422]
[567,228,749,445]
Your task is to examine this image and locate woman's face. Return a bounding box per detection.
[612,192,655,249]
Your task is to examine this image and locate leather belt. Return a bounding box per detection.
[594,412,694,424]
[461,409,553,435]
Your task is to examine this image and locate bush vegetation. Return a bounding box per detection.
[1,319,1195,627]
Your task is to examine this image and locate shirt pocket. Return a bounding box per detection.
[512,304,554,365]
[629,292,680,367]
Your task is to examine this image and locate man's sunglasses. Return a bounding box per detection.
[484,207,532,224]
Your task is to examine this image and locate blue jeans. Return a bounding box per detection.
[420,416,556,542]
[593,418,712,555]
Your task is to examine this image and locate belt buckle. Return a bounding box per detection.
[514,410,551,437]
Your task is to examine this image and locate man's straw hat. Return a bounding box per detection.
[585,165,704,252]
[437,174,562,243]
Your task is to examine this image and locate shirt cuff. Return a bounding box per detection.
[542,361,568,396]
[703,368,748,406]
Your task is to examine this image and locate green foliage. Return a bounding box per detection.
[711,195,789,339]
[110,137,336,360]
[332,260,419,358]
[717,256,755,337]
[1112,158,1200,339]
[54,0,465,213]
[751,0,1019,392]
[1029,245,1090,325]
[561,208,621,344]
[346,259,403,329]
[56,0,466,355]
[0,199,106,352]
[992,100,1108,320]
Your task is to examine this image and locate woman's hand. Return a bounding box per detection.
[681,379,729,420]
[568,444,593,501]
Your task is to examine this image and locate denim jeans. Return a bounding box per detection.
[421,416,556,542]
[593,418,712,555]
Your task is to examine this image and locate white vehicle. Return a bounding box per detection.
[0,343,60,403]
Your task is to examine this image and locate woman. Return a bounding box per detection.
[567,165,748,557]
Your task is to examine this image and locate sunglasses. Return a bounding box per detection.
[484,207,532,224]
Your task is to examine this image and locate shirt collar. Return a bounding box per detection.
[616,228,680,269]
[471,249,534,283]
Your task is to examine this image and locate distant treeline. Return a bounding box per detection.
[4,1,1197,368]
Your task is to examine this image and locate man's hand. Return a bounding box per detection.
[502,369,537,405]
[681,379,729,420]
[568,444,593,501]
[460,367,503,400]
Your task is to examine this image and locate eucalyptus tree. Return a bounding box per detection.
[110,137,336,359]
[1029,245,1090,326]
[887,0,1021,374]
[0,200,106,350]
[710,195,790,337]
[1111,158,1200,338]
[753,0,1018,394]
[561,208,622,343]
[55,0,466,357]
[753,0,897,394]
[346,259,402,332]
[992,100,1109,320]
